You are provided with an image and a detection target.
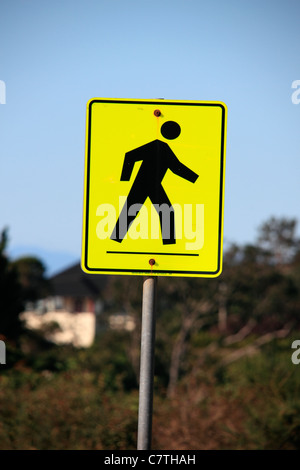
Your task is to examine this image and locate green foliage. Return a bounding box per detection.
[1,217,300,449]
[221,222,300,330]
[257,216,300,265]
[221,340,300,449]
[11,256,50,302]
[0,368,138,450]
[0,229,24,338]
[0,332,300,449]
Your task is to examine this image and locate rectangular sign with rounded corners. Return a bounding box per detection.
[81,98,227,277]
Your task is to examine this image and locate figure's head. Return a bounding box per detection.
[160,121,181,140]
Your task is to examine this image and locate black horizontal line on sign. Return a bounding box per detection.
[106,251,199,256]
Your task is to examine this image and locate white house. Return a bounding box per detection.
[21,262,107,348]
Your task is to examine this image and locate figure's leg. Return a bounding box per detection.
[150,186,176,244]
[110,184,147,243]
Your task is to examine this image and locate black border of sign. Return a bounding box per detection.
[83,99,227,277]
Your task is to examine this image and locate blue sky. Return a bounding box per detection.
[0,0,299,276]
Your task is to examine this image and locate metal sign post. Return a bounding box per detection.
[137,276,157,450]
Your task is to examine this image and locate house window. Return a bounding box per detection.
[54,296,63,310]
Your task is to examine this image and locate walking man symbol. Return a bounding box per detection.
[111,120,199,244]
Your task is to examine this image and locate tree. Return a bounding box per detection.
[221,241,299,332]
[156,276,216,397]
[11,256,50,302]
[0,229,24,339]
[257,217,300,265]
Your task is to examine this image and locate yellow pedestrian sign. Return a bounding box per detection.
[81,98,227,277]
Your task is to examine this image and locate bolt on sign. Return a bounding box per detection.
[81,98,227,277]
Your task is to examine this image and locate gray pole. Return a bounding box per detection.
[137,276,157,450]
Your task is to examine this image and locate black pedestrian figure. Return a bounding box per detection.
[111,121,199,244]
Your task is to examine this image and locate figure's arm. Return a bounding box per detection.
[168,149,199,183]
[120,148,143,181]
